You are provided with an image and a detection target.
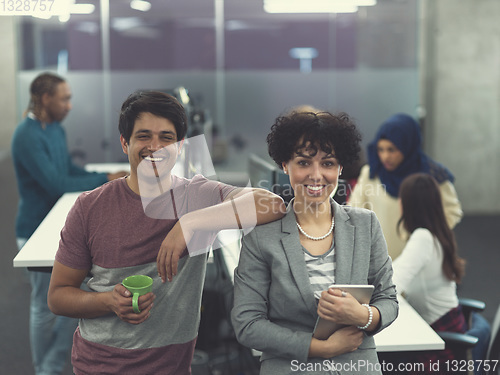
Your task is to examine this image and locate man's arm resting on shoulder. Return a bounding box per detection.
[157,187,286,282]
[192,187,286,230]
[48,261,154,325]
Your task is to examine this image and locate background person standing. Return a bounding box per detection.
[11,72,126,375]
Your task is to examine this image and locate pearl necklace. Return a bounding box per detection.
[296,215,335,241]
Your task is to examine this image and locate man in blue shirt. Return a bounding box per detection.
[12,72,126,375]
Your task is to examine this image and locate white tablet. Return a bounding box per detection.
[312,284,375,340]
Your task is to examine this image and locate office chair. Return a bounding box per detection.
[437,298,492,375]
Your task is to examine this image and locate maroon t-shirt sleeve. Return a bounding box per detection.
[56,194,93,270]
[187,174,238,212]
[189,175,236,206]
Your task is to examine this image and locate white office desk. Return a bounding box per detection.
[375,297,444,351]
[13,163,129,268]
[13,191,81,267]
[83,163,130,174]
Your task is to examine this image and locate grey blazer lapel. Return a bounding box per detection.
[332,202,355,284]
[280,207,318,318]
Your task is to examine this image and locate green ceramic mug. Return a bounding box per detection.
[122,275,153,313]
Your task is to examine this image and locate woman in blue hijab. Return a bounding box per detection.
[348,113,463,259]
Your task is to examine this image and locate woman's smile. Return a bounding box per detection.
[305,184,327,196]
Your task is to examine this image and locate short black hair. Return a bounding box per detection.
[267,111,362,168]
[118,90,188,144]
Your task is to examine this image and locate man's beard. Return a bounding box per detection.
[46,108,68,123]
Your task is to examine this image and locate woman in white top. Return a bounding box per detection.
[392,173,466,373]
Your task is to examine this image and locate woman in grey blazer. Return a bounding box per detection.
[231,111,398,375]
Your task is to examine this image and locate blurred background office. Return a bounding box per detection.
[1,0,499,374]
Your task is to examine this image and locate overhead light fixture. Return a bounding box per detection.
[112,17,143,32]
[32,13,52,20]
[264,0,376,14]
[59,14,71,23]
[175,87,190,106]
[31,1,95,19]
[70,3,96,15]
[130,0,152,12]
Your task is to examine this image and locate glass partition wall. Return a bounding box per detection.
[16,0,419,176]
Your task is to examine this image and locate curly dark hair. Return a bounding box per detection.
[267,111,362,169]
